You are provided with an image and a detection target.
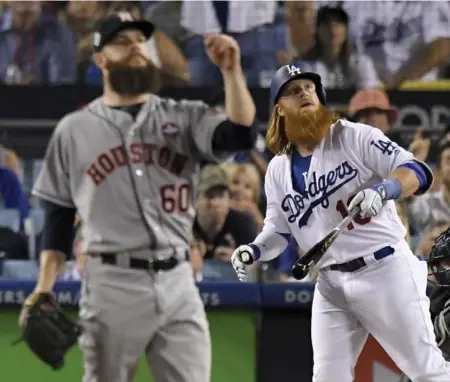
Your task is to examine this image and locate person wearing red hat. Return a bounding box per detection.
[348,89,397,135]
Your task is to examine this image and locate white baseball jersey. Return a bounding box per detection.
[262,119,414,268]
[340,1,450,82]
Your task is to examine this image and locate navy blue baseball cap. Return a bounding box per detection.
[269,64,326,107]
[92,13,155,52]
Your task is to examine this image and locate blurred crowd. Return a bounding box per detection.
[0,1,449,87]
[0,0,449,283]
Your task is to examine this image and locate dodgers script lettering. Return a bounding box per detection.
[282,161,358,228]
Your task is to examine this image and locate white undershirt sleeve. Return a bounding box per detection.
[251,159,291,262]
[252,230,290,262]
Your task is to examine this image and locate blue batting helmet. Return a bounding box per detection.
[269,64,326,107]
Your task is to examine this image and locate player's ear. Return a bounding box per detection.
[276,105,285,117]
[92,52,106,70]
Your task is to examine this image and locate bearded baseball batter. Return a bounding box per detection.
[21,13,256,382]
[231,64,450,381]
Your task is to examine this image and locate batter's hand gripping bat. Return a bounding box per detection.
[291,207,360,280]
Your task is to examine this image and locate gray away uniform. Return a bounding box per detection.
[32,95,230,382]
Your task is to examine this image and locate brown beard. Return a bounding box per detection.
[266,104,338,155]
[283,104,334,150]
[106,54,161,95]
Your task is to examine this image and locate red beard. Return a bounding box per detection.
[283,105,335,150]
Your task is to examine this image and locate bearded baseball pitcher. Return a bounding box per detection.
[18,13,257,382]
[231,64,450,381]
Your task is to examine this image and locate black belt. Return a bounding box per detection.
[329,246,394,273]
[92,252,188,272]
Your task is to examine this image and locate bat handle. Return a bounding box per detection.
[337,207,360,231]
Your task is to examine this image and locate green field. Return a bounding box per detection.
[0,309,256,382]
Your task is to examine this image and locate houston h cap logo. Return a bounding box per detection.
[286,65,302,76]
[117,12,134,21]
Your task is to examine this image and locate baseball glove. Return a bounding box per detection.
[15,292,82,370]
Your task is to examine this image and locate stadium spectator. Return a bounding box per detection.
[181,0,289,87]
[0,1,76,84]
[284,0,315,58]
[348,88,397,135]
[415,220,450,259]
[341,1,450,87]
[0,1,9,15]
[221,163,264,230]
[296,5,379,89]
[407,141,450,234]
[193,165,258,281]
[0,167,29,230]
[145,0,190,55]
[85,3,188,86]
[59,0,109,83]
[0,166,29,263]
[0,145,23,181]
[408,128,432,164]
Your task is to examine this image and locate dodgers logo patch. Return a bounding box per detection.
[281,161,358,228]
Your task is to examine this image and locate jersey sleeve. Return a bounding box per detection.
[32,116,75,208]
[184,100,230,162]
[356,123,414,179]
[252,162,291,261]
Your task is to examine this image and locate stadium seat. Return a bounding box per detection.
[1,260,38,280]
[25,208,45,259]
[29,208,45,234]
[32,159,43,184]
[0,208,20,232]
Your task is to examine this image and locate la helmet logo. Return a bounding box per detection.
[93,32,101,48]
[286,65,302,77]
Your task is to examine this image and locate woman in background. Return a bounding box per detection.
[296,5,379,89]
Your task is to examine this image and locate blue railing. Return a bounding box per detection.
[0,280,315,308]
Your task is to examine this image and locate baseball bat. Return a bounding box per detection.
[291,207,360,280]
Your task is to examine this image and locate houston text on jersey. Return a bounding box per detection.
[86,143,189,186]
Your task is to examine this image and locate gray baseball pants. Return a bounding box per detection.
[78,255,211,382]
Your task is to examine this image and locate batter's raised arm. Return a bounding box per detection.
[231,162,291,281]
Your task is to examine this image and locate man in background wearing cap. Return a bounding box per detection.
[193,165,258,281]
[22,11,257,382]
[348,88,397,135]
